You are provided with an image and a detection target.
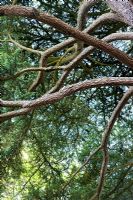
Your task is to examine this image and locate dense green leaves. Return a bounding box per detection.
[0,0,133,199]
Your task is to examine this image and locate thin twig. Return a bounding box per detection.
[57,146,101,195]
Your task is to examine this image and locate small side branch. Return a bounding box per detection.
[57,146,101,195]
[9,35,43,55]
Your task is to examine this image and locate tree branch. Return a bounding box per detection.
[57,146,101,196]
[107,0,133,26]
[90,86,133,200]
[9,35,43,55]
[47,32,133,93]
[0,78,133,122]
[0,6,132,68]
[29,12,123,91]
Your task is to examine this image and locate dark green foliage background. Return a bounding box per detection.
[0,0,133,199]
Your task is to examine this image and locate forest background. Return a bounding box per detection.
[0,0,133,199]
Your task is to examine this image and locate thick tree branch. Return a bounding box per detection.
[1,2,133,199]
[0,6,132,68]
[2,32,130,96]
[2,32,132,82]
[1,77,133,108]
[47,32,133,93]
[107,0,133,26]
[0,78,133,122]
[29,12,123,91]
[61,32,133,72]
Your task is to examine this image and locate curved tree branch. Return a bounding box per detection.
[90,86,133,200]
[0,6,132,68]
[62,32,133,72]
[77,0,99,31]
[9,35,43,55]
[0,77,133,122]
[48,32,133,93]
[29,11,124,91]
